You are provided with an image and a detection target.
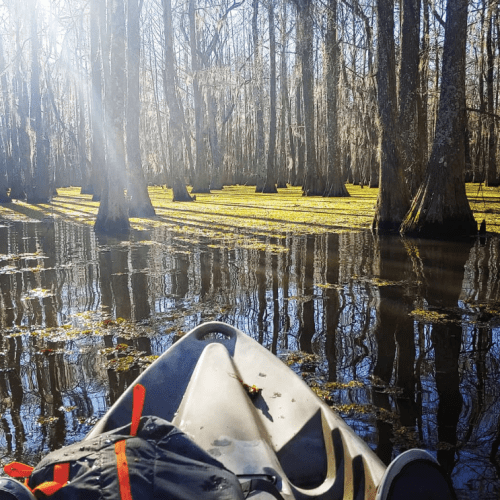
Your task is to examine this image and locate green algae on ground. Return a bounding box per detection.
[1,184,499,240]
[467,183,500,234]
[0,185,375,237]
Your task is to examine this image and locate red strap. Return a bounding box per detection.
[114,383,145,500]
[32,481,65,496]
[4,462,34,478]
[130,383,146,436]
[6,384,145,498]
[53,463,70,485]
[32,462,70,496]
[115,440,133,500]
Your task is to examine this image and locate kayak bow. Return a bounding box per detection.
[87,321,456,500]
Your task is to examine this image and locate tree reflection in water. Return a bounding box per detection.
[0,218,499,497]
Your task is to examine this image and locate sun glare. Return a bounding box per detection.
[37,0,52,11]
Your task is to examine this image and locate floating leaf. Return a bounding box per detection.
[437,441,456,451]
[37,416,59,425]
[0,265,18,275]
[324,380,365,390]
[315,283,343,290]
[139,355,159,365]
[28,288,53,298]
[241,382,262,398]
[59,406,78,412]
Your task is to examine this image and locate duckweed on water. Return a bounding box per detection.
[281,350,422,448]
[60,406,78,412]
[104,352,160,372]
[2,314,161,372]
[410,308,450,323]
[37,416,59,426]
[324,380,365,390]
[100,340,160,372]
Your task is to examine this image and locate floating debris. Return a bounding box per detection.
[37,416,60,425]
[410,308,450,323]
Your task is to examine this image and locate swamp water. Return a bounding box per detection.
[0,216,499,498]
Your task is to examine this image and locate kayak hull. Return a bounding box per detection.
[88,321,456,500]
[90,322,386,499]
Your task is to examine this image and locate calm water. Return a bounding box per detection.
[0,216,499,498]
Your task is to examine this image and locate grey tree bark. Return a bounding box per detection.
[417,0,430,179]
[189,0,211,194]
[277,4,289,189]
[89,0,105,201]
[262,0,278,193]
[398,0,422,197]
[78,82,91,196]
[292,77,304,187]
[296,0,325,196]
[372,0,410,234]
[484,1,498,186]
[401,0,477,240]
[26,0,51,204]
[126,0,155,216]
[208,91,224,190]
[0,130,8,203]
[95,0,130,235]
[11,76,29,200]
[0,34,11,202]
[253,0,266,192]
[323,0,349,198]
[161,0,194,201]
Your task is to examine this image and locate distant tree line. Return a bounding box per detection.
[0,0,498,237]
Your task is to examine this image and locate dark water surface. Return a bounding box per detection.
[0,217,499,498]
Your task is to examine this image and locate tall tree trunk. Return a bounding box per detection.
[78,86,91,194]
[485,2,498,186]
[161,0,194,201]
[297,0,325,196]
[0,34,11,202]
[418,0,430,177]
[278,1,291,188]
[430,26,440,147]
[398,0,421,197]
[0,128,8,203]
[126,0,155,216]
[189,0,210,194]
[95,0,130,235]
[97,0,113,198]
[292,13,305,189]
[147,28,168,185]
[26,0,51,204]
[292,79,304,186]
[90,0,105,201]
[253,0,266,192]
[11,77,29,200]
[208,91,223,190]
[372,0,410,233]
[323,0,349,197]
[401,0,477,240]
[262,0,278,193]
[285,81,296,185]
[476,4,486,183]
